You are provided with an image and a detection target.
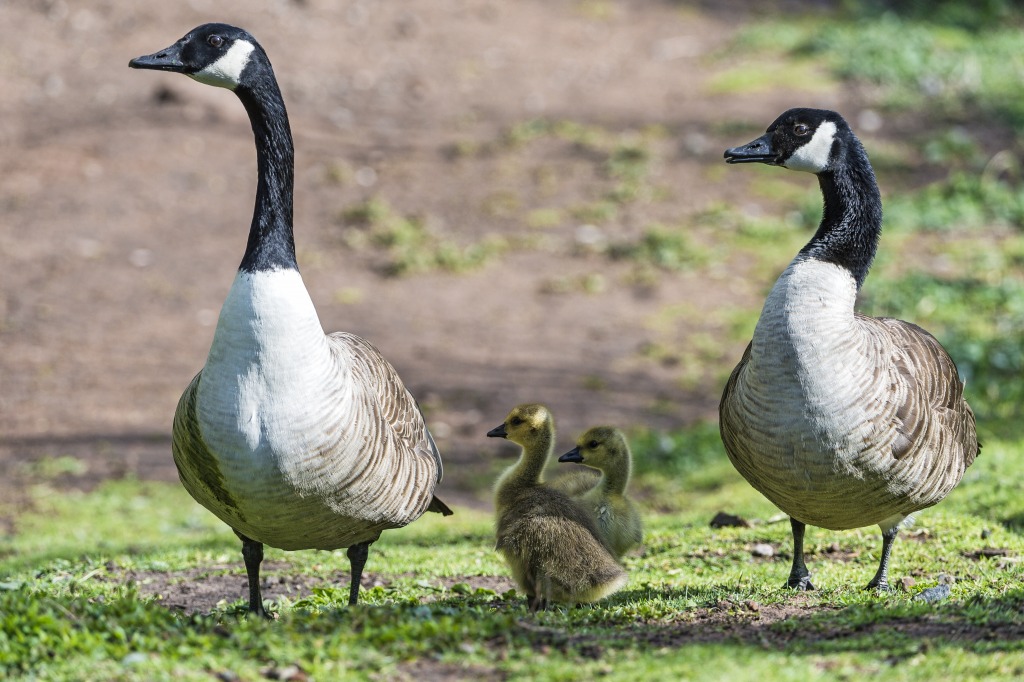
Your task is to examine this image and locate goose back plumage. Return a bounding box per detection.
[546,468,602,497]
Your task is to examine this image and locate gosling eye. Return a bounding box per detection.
[793,122,811,137]
[588,440,599,449]
[510,417,524,427]
[208,34,225,48]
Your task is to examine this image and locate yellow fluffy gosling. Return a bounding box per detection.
[558,427,643,559]
[487,404,627,611]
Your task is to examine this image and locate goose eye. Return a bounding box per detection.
[208,34,225,48]
[588,440,599,449]
[510,417,523,427]
[794,123,811,136]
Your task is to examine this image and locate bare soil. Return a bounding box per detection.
[119,563,515,614]
[2,0,833,511]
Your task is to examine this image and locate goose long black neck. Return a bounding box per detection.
[799,140,882,290]
[235,68,297,273]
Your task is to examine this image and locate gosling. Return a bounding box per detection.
[487,404,627,611]
[558,427,643,560]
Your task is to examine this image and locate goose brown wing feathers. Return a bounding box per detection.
[718,341,752,456]
[329,331,444,478]
[863,315,979,469]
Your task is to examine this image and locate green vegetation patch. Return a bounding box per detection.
[725,5,1024,127]
[339,198,507,276]
[885,171,1024,233]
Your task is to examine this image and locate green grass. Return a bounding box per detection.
[884,172,1024,233]
[607,223,707,272]
[724,4,1024,127]
[705,59,837,96]
[339,198,508,276]
[4,417,1024,680]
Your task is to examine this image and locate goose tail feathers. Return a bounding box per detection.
[428,495,454,516]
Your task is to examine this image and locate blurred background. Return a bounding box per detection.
[1,0,1022,518]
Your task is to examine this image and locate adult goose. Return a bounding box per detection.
[488,404,627,610]
[719,108,978,591]
[129,24,451,616]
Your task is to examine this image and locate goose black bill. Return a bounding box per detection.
[129,43,186,72]
[724,133,776,165]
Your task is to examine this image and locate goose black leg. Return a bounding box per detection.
[347,541,371,605]
[866,525,900,591]
[235,531,271,618]
[786,517,815,591]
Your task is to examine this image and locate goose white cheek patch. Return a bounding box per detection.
[783,121,837,173]
[190,39,255,89]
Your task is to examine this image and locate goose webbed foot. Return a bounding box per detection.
[347,541,371,606]
[237,532,273,619]
[786,572,816,591]
[866,578,895,592]
[786,517,815,591]
[865,524,900,593]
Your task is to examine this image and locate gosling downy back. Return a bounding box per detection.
[487,404,627,610]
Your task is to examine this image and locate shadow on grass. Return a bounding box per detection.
[422,585,1024,654]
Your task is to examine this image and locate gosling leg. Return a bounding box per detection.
[527,574,550,612]
[347,541,372,605]
[786,517,815,591]
[236,531,271,618]
[866,524,900,591]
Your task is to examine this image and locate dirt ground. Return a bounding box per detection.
[0,1,847,513]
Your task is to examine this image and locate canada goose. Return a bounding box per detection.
[558,427,643,560]
[129,24,451,616]
[719,108,979,591]
[487,404,627,610]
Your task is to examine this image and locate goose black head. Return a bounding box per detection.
[129,23,265,91]
[724,108,851,175]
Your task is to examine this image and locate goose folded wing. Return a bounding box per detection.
[328,331,445,479]
[867,316,979,468]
